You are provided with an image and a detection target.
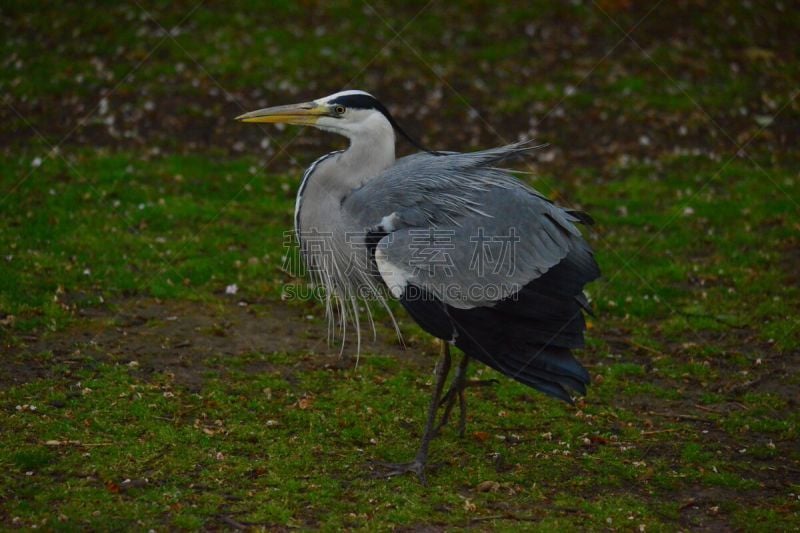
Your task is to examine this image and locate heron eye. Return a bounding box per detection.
[334,105,346,115]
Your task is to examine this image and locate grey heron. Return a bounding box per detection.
[237,90,600,482]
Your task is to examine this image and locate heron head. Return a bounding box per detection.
[236,90,432,151]
[236,90,393,138]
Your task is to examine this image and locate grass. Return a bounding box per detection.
[2,0,799,530]
[0,153,291,331]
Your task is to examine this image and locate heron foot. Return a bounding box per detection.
[371,342,451,484]
[369,460,436,484]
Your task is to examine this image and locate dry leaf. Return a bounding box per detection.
[476,480,500,493]
[298,396,314,410]
[472,431,489,442]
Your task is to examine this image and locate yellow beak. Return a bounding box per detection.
[235,102,328,125]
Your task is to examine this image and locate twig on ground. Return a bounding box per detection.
[44,440,113,447]
[723,372,775,395]
[218,515,249,530]
[641,428,680,436]
[677,310,748,329]
[647,412,708,422]
[469,513,540,523]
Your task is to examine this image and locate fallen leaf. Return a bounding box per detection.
[476,480,500,493]
[298,396,315,410]
[472,431,489,442]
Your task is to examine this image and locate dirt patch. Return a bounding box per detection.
[1,297,422,391]
[779,236,800,288]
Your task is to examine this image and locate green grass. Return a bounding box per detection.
[1,147,797,529]
[0,152,294,331]
[2,0,799,530]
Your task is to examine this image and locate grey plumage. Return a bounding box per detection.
[237,89,600,481]
[348,141,589,307]
[296,140,599,398]
[299,142,592,321]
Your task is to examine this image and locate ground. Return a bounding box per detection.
[1,1,799,530]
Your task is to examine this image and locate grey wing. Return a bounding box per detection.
[344,143,600,403]
[371,187,600,403]
[344,142,596,308]
[368,184,590,309]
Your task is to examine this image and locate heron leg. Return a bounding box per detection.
[372,340,452,484]
[457,382,468,437]
[436,355,499,437]
[436,353,469,436]
[413,341,452,478]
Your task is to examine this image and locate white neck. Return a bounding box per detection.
[340,123,396,179]
[318,110,396,186]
